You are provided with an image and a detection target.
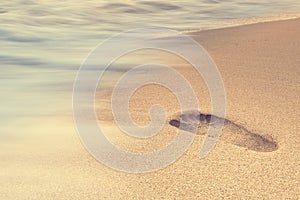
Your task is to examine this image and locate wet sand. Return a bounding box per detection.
[1,18,300,199]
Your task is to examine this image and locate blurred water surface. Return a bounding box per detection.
[1,0,300,69]
[0,0,300,129]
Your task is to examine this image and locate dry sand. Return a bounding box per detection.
[1,18,300,199]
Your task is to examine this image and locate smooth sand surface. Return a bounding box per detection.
[1,18,300,199]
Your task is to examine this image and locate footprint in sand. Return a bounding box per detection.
[169,110,277,152]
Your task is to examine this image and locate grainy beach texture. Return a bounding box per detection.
[1,18,300,199]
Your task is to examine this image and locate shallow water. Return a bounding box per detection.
[1,0,300,69]
[1,0,300,133]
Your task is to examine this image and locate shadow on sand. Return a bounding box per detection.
[169,110,278,152]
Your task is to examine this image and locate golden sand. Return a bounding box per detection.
[1,18,300,199]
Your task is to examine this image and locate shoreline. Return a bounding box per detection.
[1,17,300,199]
[181,10,300,34]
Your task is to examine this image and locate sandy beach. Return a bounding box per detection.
[1,18,300,199]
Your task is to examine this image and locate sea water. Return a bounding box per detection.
[0,0,300,135]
